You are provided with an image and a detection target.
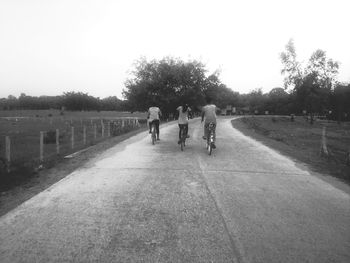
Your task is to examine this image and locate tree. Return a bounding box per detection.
[280,39,303,89]
[101,96,123,111]
[265,87,290,114]
[305,49,339,89]
[203,72,239,109]
[280,40,340,120]
[331,83,350,121]
[245,88,267,114]
[123,57,213,116]
[62,92,100,111]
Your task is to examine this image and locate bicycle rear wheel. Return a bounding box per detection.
[180,127,186,151]
[151,127,156,145]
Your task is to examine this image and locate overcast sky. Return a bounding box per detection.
[1,0,349,99]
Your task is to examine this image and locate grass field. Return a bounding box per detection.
[232,116,350,183]
[0,110,148,186]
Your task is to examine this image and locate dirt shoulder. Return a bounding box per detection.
[0,126,149,217]
[231,116,350,188]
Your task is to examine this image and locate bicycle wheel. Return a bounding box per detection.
[208,142,212,155]
[180,127,185,151]
[151,126,156,145]
[207,133,213,155]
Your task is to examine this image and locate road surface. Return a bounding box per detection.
[0,117,349,263]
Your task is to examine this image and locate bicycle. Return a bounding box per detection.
[150,121,156,145]
[206,122,216,155]
[179,125,187,151]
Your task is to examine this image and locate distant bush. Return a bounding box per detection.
[44,130,57,144]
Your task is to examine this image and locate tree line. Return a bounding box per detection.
[0,92,127,112]
[1,42,349,121]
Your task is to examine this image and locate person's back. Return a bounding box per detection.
[201,97,217,148]
[202,104,217,124]
[147,106,161,140]
[176,104,191,143]
[177,105,191,125]
[148,106,161,121]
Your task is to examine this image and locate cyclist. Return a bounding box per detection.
[176,103,191,144]
[201,97,217,149]
[147,104,162,140]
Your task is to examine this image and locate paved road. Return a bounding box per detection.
[0,117,349,263]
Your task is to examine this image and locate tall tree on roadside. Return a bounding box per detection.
[280,40,340,121]
[305,49,339,89]
[123,57,209,116]
[280,39,303,90]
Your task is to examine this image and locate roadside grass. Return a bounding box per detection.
[232,116,350,184]
[0,110,148,192]
[0,126,150,216]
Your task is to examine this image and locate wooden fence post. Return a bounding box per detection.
[40,131,44,163]
[71,126,74,149]
[56,129,60,155]
[83,126,86,145]
[320,126,329,157]
[94,124,97,140]
[107,122,111,137]
[102,122,105,138]
[122,119,125,128]
[5,136,10,172]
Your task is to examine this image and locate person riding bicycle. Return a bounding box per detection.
[147,104,162,140]
[176,103,191,144]
[201,97,217,149]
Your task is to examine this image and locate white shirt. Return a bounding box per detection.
[177,106,191,124]
[148,107,161,121]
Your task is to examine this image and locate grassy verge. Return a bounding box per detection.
[232,116,350,185]
[0,125,149,216]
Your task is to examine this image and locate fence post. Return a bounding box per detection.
[40,131,44,163]
[94,124,97,140]
[107,122,111,137]
[83,126,86,145]
[102,122,105,138]
[56,129,60,155]
[71,126,74,149]
[320,126,329,157]
[5,136,10,172]
[122,119,125,128]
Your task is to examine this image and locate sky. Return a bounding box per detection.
[0,0,349,99]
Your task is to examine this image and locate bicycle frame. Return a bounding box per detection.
[206,122,215,155]
[180,125,186,151]
[151,122,156,145]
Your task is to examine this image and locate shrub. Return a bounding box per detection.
[44,130,57,144]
